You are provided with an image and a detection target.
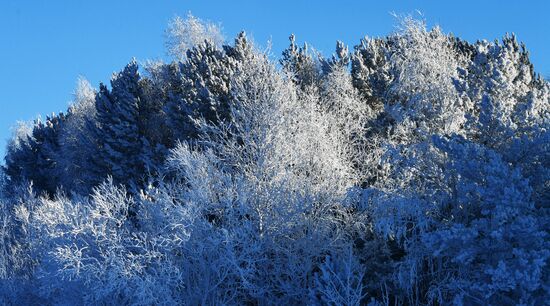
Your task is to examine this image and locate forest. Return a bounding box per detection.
[0,15,548,305]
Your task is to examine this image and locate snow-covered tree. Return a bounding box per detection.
[351,36,392,109]
[165,13,224,61]
[4,114,66,197]
[364,135,549,305]
[89,60,148,191]
[3,121,35,194]
[57,78,99,194]
[384,17,468,141]
[165,44,366,303]
[280,34,322,89]
[164,31,254,143]
[1,14,549,305]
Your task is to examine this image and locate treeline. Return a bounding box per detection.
[0,15,548,305]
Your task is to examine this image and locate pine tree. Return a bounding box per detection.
[90,59,146,190]
[366,135,550,304]
[4,114,65,196]
[280,34,321,89]
[164,32,253,143]
[57,78,99,194]
[1,15,549,305]
[351,36,392,109]
[320,40,351,75]
[3,122,34,193]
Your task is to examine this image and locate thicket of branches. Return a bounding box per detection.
[1,15,549,305]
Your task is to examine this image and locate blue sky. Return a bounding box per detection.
[1,0,549,160]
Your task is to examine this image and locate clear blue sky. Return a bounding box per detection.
[1,0,549,160]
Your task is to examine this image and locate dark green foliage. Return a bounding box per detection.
[164,32,254,142]
[351,37,393,109]
[4,114,65,196]
[90,60,147,189]
[280,34,322,89]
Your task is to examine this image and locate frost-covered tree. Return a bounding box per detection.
[311,246,367,305]
[165,13,224,61]
[56,78,99,194]
[1,14,549,306]
[323,41,351,72]
[161,44,369,303]
[465,34,536,145]
[3,121,34,193]
[164,41,231,141]
[461,36,550,214]
[280,34,322,89]
[164,31,254,142]
[351,36,392,109]
[384,17,468,141]
[89,60,148,190]
[363,135,549,305]
[4,114,66,196]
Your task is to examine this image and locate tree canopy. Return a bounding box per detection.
[1,14,548,305]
